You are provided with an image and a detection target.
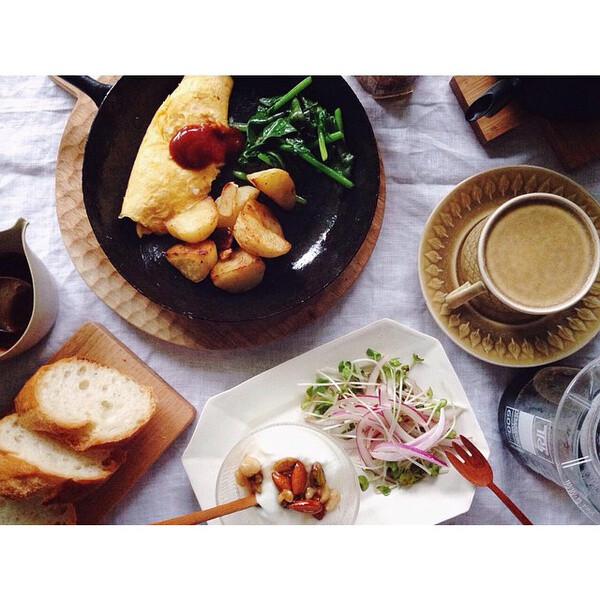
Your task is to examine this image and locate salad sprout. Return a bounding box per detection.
[300,349,464,494]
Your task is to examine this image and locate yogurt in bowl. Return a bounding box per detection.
[216,423,360,525]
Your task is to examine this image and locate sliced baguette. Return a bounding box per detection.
[0,495,76,525]
[0,414,123,500]
[15,357,157,451]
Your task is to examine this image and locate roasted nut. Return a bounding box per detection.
[326,489,341,512]
[235,469,248,488]
[272,471,292,491]
[305,486,316,500]
[313,505,326,521]
[239,455,261,478]
[250,478,262,494]
[272,457,297,474]
[288,499,323,514]
[277,489,294,506]
[319,485,330,504]
[291,461,308,496]
[310,462,326,487]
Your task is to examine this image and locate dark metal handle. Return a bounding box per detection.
[464,77,521,122]
[58,75,112,107]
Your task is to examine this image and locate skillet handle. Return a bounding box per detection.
[464,77,521,122]
[57,76,112,107]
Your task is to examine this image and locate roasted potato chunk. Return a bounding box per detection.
[215,182,238,229]
[216,184,260,229]
[166,197,219,243]
[246,197,285,237]
[247,168,296,211]
[233,198,291,258]
[235,185,260,209]
[210,248,265,293]
[166,240,218,283]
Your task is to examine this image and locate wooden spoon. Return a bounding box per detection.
[152,494,258,525]
[0,276,32,333]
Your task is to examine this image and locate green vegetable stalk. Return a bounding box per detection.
[233,76,355,200]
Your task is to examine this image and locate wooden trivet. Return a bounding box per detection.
[450,76,600,170]
[54,77,385,350]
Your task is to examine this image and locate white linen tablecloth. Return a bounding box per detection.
[0,75,597,525]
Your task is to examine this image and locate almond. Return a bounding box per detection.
[291,461,308,496]
[288,499,323,514]
[271,471,292,491]
[272,457,297,474]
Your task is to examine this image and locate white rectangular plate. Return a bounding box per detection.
[182,319,489,525]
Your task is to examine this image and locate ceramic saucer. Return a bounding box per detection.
[418,165,600,367]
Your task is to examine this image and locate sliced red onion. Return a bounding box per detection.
[398,402,429,425]
[381,407,414,444]
[355,413,387,469]
[371,441,447,467]
[404,408,447,451]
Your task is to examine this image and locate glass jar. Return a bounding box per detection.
[355,76,418,101]
[498,359,600,523]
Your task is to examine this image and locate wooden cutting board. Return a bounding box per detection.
[29,322,196,524]
[450,76,600,170]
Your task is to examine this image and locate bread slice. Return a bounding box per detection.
[0,414,123,500]
[0,495,76,525]
[15,357,157,451]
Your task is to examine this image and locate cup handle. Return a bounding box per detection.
[445,280,487,309]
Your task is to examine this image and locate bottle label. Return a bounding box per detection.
[504,406,554,464]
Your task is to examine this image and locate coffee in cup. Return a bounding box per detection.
[445,193,600,315]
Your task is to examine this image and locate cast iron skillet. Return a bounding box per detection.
[464,76,600,122]
[62,76,380,322]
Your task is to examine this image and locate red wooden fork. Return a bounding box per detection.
[445,435,533,525]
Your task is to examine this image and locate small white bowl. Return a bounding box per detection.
[0,218,58,362]
[216,423,361,525]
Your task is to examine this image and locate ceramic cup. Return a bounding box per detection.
[0,218,58,361]
[445,193,600,315]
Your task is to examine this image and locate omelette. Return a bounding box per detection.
[120,75,234,234]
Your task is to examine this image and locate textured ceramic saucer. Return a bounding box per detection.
[418,165,600,367]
